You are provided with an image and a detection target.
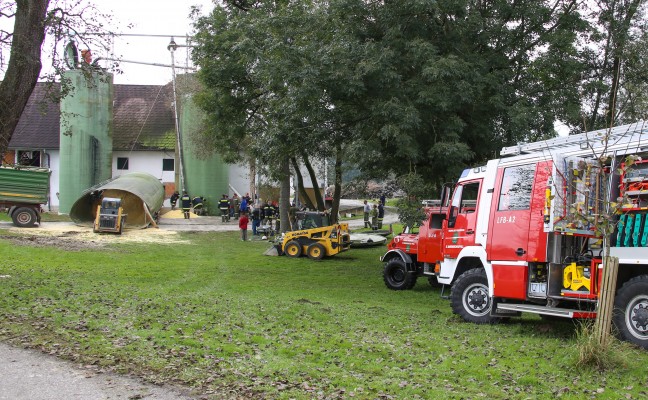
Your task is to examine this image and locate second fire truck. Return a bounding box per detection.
[381,122,648,349]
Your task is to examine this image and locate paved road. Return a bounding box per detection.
[0,199,399,399]
[0,343,198,400]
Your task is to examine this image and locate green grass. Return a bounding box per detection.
[0,230,647,399]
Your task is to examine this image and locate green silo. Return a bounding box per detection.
[58,70,113,213]
[180,94,228,215]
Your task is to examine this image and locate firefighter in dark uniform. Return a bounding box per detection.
[170,191,179,210]
[181,191,191,219]
[377,202,384,229]
[262,202,271,226]
[219,194,230,222]
[192,195,204,216]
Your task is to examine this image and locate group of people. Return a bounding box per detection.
[363,197,385,229]
[169,191,195,220]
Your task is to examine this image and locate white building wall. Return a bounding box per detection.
[44,150,60,209]
[228,162,251,198]
[112,150,175,182]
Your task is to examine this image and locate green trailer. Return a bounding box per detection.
[0,166,50,227]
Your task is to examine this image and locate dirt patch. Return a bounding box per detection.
[1,222,190,251]
[0,234,106,251]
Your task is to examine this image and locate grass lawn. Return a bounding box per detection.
[1,229,647,399]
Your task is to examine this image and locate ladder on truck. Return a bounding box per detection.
[500,121,648,157]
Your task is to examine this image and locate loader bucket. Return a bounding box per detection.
[264,244,282,256]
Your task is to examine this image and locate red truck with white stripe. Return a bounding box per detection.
[381,122,648,349]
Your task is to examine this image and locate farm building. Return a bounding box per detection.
[4,71,250,214]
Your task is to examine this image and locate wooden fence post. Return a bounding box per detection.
[594,256,620,346]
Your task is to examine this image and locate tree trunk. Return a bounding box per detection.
[249,159,257,206]
[0,0,50,157]
[279,157,290,233]
[303,153,326,211]
[330,144,343,224]
[290,157,315,210]
[594,256,619,347]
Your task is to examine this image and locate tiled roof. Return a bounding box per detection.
[9,82,177,151]
[113,84,176,151]
[8,83,60,150]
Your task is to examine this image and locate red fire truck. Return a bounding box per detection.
[381,122,648,349]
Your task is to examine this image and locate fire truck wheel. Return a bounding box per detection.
[383,259,417,290]
[613,275,648,349]
[11,207,37,228]
[285,241,302,258]
[451,269,500,324]
[428,276,442,288]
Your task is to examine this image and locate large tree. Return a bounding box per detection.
[0,0,49,159]
[0,0,108,159]
[192,0,646,203]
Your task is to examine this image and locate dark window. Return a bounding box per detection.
[117,157,129,170]
[498,164,535,211]
[162,158,174,171]
[459,182,479,213]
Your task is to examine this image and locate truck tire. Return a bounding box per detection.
[451,269,500,324]
[383,258,417,290]
[285,240,302,258]
[307,243,325,260]
[613,275,648,349]
[11,207,38,228]
[428,275,442,288]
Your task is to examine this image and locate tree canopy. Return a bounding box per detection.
[191,0,647,198]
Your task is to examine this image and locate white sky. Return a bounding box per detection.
[97,0,215,85]
[0,0,216,85]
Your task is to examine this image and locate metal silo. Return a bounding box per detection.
[69,172,164,229]
[179,94,228,215]
[58,70,113,213]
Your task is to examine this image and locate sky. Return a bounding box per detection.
[0,1,215,85]
[96,0,216,85]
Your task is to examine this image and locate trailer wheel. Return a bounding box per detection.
[383,258,417,290]
[613,275,648,349]
[285,241,302,258]
[307,243,325,260]
[451,269,500,324]
[11,207,38,228]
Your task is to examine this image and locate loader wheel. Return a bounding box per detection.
[383,258,417,290]
[285,241,302,258]
[451,269,501,324]
[613,275,648,349]
[11,207,37,228]
[307,243,325,260]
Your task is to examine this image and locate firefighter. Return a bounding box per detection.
[218,194,230,222]
[363,200,371,228]
[180,191,191,219]
[251,205,261,235]
[370,203,379,229]
[169,191,179,210]
[231,194,240,220]
[262,202,272,226]
[192,195,204,215]
[377,202,384,229]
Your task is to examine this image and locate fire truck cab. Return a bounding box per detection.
[382,122,648,349]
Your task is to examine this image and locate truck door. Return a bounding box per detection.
[444,180,481,259]
[418,208,446,263]
[487,162,550,299]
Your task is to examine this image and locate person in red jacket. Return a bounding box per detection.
[239,211,249,241]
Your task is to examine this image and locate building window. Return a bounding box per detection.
[117,157,129,170]
[162,158,174,171]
